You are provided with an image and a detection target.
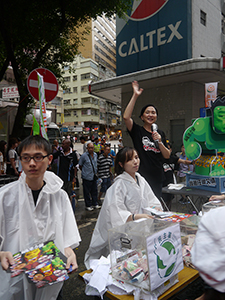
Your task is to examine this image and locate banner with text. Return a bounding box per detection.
[205,82,218,108]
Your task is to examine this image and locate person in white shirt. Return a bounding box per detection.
[0,135,81,300]
[84,146,162,268]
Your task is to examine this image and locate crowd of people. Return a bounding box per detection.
[0,138,21,177]
[0,81,224,299]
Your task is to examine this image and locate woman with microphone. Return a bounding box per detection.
[123,81,170,199]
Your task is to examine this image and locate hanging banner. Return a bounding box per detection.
[61,112,64,124]
[37,72,48,140]
[205,82,218,108]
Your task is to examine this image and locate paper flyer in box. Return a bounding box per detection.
[146,223,183,291]
[10,240,70,288]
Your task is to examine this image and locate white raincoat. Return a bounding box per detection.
[0,171,81,300]
[84,171,162,269]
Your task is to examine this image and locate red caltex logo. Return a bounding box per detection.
[127,0,169,21]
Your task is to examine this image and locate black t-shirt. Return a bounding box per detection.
[162,155,179,187]
[32,181,46,206]
[128,121,167,185]
[53,149,78,183]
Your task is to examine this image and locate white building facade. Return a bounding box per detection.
[60,55,121,138]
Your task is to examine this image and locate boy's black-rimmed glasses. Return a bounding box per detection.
[20,154,49,162]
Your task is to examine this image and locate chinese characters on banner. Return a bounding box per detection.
[205,82,218,108]
[2,86,19,99]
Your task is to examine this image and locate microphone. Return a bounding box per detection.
[151,123,159,148]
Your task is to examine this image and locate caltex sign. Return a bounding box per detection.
[116,0,192,75]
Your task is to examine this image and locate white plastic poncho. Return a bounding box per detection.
[84,171,162,269]
[191,206,225,292]
[0,171,81,300]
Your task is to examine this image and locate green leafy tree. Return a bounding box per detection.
[0,0,131,138]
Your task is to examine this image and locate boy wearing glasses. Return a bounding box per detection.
[0,135,81,300]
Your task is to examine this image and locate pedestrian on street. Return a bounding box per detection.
[6,137,19,176]
[52,139,78,198]
[0,135,81,300]
[93,137,101,157]
[79,142,101,211]
[51,139,60,174]
[117,137,123,150]
[97,144,112,204]
[100,136,106,154]
[80,136,91,154]
[177,144,194,183]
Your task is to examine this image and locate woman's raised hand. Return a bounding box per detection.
[132,81,143,97]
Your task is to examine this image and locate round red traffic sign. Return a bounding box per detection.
[27,68,59,102]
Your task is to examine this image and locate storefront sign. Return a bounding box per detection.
[116,0,191,75]
[2,86,19,99]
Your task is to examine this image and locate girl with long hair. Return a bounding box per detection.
[84,146,162,268]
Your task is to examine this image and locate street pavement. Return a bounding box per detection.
[63,196,100,300]
[62,141,119,300]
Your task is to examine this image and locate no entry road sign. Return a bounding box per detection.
[27,68,59,102]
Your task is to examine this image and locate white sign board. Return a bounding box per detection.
[146,223,183,290]
[2,86,19,99]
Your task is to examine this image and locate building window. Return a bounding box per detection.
[200,10,206,26]
[81,85,88,92]
[64,111,71,117]
[90,61,98,71]
[92,109,99,116]
[100,112,105,120]
[64,99,70,105]
[93,98,99,105]
[73,87,78,93]
[81,97,99,104]
[81,61,91,68]
[73,99,78,105]
[94,44,116,65]
[95,54,116,73]
[73,110,78,116]
[81,73,91,80]
[64,88,71,94]
[81,97,91,104]
[73,75,77,81]
[82,109,91,115]
[64,76,70,82]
